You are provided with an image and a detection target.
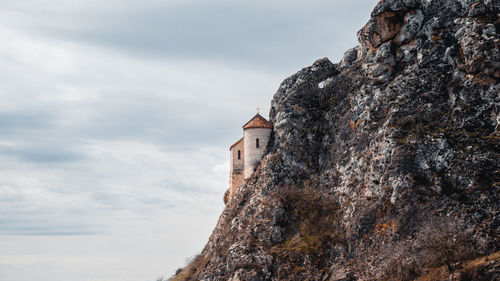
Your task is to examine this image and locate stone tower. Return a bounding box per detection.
[226,113,272,204]
[243,114,273,179]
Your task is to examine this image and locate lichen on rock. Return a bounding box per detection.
[171,0,500,280]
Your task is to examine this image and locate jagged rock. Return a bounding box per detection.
[396,9,424,44]
[358,10,404,49]
[339,47,359,69]
[468,1,489,17]
[363,41,396,81]
[172,0,500,280]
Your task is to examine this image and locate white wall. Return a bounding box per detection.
[243,127,271,179]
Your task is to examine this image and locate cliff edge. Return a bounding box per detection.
[172,0,499,280]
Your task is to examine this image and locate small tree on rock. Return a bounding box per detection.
[416,215,477,274]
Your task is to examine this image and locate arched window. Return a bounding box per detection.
[237,150,241,159]
[256,138,259,148]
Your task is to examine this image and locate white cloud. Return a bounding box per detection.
[0,0,376,280]
[0,21,251,277]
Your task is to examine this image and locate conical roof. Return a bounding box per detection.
[242,113,272,130]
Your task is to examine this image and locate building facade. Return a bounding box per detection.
[226,113,272,203]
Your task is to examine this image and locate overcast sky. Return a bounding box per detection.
[0,1,376,280]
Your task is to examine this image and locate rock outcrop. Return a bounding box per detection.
[172,0,499,280]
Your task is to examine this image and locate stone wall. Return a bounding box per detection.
[229,138,244,200]
[243,127,271,179]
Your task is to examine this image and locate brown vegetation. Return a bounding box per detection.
[379,215,483,280]
[415,251,500,281]
[170,254,209,281]
[270,186,344,273]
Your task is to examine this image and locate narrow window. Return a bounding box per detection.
[237,150,241,159]
[256,138,260,148]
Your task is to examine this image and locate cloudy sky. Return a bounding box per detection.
[0,1,376,280]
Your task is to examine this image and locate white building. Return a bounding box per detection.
[225,113,272,204]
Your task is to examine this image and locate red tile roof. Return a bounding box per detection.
[229,137,244,150]
[242,114,273,130]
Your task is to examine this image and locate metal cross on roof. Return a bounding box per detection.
[256,107,260,114]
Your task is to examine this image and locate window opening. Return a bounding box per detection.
[238,150,241,159]
[256,138,260,148]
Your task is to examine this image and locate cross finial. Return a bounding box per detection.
[256,107,260,114]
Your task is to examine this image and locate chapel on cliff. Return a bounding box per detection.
[224,113,272,204]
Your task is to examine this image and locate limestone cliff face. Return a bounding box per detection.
[173,0,499,280]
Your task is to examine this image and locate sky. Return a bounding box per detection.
[0,1,376,280]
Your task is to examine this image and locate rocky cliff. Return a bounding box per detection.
[172,0,499,280]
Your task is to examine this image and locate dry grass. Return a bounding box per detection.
[270,186,343,271]
[415,251,500,281]
[170,254,210,281]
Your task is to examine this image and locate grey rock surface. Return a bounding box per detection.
[172,0,499,280]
